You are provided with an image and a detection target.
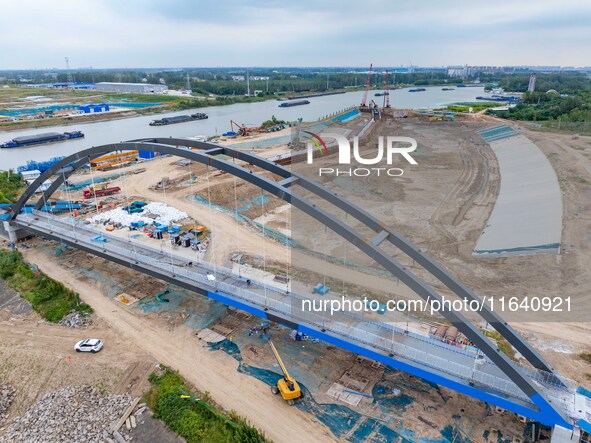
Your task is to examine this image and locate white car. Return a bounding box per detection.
[74,338,104,353]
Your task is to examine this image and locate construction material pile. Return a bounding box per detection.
[59,311,91,328]
[88,202,188,227]
[0,385,16,425]
[0,385,131,443]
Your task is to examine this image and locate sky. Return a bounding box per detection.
[1,0,590,70]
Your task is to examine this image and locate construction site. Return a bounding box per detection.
[2,65,591,443]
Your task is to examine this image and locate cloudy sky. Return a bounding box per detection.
[1,0,590,69]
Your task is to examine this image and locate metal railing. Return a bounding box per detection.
[20,211,573,405]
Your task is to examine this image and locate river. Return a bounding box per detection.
[0,86,484,170]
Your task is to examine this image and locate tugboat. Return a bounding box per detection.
[190,113,208,120]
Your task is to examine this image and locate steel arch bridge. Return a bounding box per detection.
[7,137,578,428]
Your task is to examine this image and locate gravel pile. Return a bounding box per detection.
[88,202,188,227]
[0,386,132,443]
[59,311,91,328]
[0,385,16,425]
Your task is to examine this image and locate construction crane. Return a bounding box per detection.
[268,339,301,405]
[360,63,373,107]
[384,70,391,108]
[230,120,259,136]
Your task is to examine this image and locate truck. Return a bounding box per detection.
[83,186,121,198]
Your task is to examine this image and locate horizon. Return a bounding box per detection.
[2,64,590,73]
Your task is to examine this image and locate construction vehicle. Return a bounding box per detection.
[268,339,302,405]
[369,100,380,119]
[230,120,249,136]
[83,186,121,198]
[229,120,261,137]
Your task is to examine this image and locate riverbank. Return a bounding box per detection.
[0,86,271,132]
[0,86,486,171]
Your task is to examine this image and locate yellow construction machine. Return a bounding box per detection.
[268,339,301,405]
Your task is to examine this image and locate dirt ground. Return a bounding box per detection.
[17,243,533,443]
[36,114,591,438]
[56,116,591,369]
[0,277,188,443]
[18,247,341,443]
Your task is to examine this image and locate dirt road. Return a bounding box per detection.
[21,248,340,443]
[0,316,155,419]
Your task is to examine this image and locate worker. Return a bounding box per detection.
[246,279,252,286]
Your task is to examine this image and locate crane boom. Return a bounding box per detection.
[269,340,292,381]
[361,63,373,107]
[266,335,301,404]
[385,69,391,108]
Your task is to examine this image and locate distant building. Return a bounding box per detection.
[51,108,81,117]
[78,103,110,113]
[95,82,168,94]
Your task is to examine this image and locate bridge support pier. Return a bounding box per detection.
[551,425,579,443]
[2,221,26,245]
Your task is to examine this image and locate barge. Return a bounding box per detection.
[278,100,310,108]
[1,131,84,149]
[149,113,208,126]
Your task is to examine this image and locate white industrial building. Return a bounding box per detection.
[95,82,168,94]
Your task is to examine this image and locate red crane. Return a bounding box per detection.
[230,120,256,136]
[360,63,373,107]
[384,69,391,108]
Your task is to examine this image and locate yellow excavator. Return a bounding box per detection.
[268,339,301,405]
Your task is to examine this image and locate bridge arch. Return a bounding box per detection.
[8,137,569,426]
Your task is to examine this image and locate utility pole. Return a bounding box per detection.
[65,57,73,85]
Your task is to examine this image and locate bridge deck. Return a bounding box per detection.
[14,210,577,422]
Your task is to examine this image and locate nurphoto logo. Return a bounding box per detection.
[304,131,418,177]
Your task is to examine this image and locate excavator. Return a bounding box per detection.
[268,339,302,405]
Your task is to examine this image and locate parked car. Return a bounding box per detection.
[74,338,104,353]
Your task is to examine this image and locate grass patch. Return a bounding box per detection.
[579,353,591,364]
[0,170,25,204]
[145,366,269,443]
[0,249,92,322]
[483,330,517,360]
[446,102,501,113]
